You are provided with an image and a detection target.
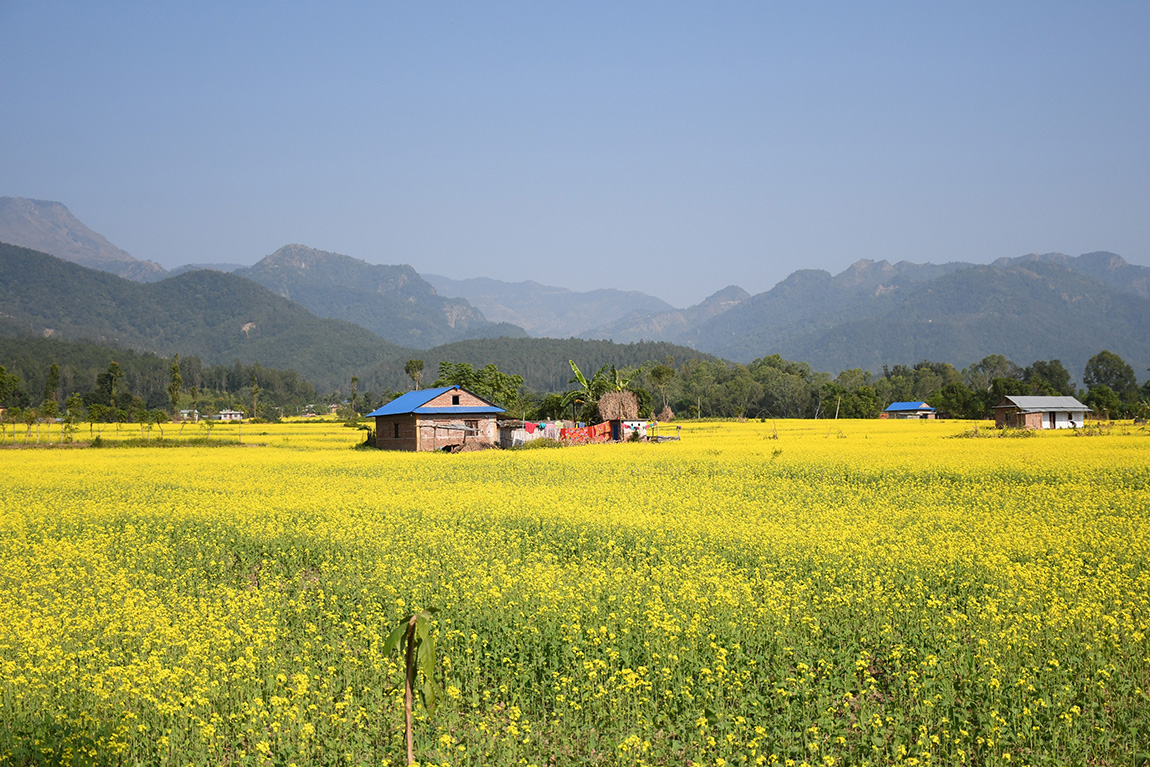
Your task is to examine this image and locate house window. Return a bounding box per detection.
[452,395,460,405]
[465,420,478,432]
[393,422,400,439]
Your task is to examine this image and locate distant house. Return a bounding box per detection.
[882,401,937,419]
[367,386,505,452]
[179,409,200,422]
[216,409,244,421]
[994,395,1091,429]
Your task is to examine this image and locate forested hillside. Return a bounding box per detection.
[684,260,1150,375]
[240,245,525,348]
[0,242,412,391]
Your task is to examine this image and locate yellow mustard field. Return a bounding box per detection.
[1,419,1148,766]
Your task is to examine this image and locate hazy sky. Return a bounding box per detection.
[3,2,1148,306]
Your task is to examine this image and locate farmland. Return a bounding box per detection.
[1,419,1148,765]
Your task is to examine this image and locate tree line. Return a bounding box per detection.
[4,332,1149,436]
[383,350,1150,424]
[0,335,321,437]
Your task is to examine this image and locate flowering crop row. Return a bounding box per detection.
[1,419,1148,765]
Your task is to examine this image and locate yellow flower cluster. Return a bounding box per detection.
[1,418,1147,765]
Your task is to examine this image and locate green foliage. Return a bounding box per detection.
[1023,358,1075,396]
[0,335,318,415]
[366,337,718,395]
[432,362,524,409]
[168,355,183,415]
[0,364,26,407]
[1084,350,1139,404]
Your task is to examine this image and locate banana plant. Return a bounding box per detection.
[383,607,441,765]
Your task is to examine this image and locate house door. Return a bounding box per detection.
[1048,412,1056,429]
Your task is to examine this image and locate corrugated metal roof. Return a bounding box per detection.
[365,387,454,417]
[885,401,934,411]
[414,407,505,414]
[365,386,506,417]
[996,395,1090,412]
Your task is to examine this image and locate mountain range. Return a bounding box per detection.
[1,195,1148,382]
[0,196,168,282]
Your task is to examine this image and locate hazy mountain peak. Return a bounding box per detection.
[700,285,750,307]
[0,196,167,281]
[239,244,521,348]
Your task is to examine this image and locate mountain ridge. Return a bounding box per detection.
[0,196,168,282]
[238,244,526,348]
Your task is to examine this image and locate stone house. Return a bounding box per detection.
[367,386,504,451]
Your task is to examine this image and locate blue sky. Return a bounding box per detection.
[2,2,1148,306]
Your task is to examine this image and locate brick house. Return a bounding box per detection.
[367,386,505,451]
[993,395,1091,429]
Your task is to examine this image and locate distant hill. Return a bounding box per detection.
[362,336,720,394]
[239,245,526,348]
[999,251,1150,300]
[168,262,248,277]
[584,285,751,343]
[0,242,413,391]
[0,196,168,281]
[687,259,1150,376]
[423,274,675,338]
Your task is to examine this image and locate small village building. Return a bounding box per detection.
[994,395,1091,429]
[179,409,200,422]
[497,420,563,448]
[368,386,504,452]
[216,409,244,421]
[882,401,937,419]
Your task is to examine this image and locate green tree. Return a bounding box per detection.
[649,363,675,411]
[40,399,59,444]
[434,362,524,409]
[1083,350,1138,403]
[0,365,24,408]
[1024,359,1075,396]
[21,406,37,444]
[1083,384,1122,419]
[964,354,1022,393]
[64,393,84,443]
[98,361,124,411]
[404,359,425,390]
[928,381,978,419]
[86,404,108,438]
[168,355,183,418]
[251,374,261,421]
[44,362,60,405]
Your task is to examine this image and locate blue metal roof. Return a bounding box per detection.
[885,401,935,412]
[365,386,506,417]
[413,407,505,414]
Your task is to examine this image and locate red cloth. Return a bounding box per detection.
[524,422,537,434]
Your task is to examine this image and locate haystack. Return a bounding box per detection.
[598,391,639,421]
[658,405,674,422]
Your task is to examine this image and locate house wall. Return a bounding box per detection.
[1045,411,1088,429]
[418,416,497,451]
[421,389,492,409]
[997,409,1043,429]
[373,414,420,451]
